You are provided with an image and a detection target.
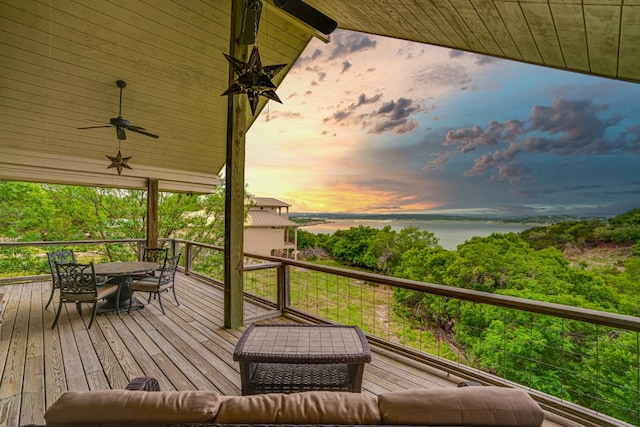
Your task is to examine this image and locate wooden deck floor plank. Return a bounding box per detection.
[0,283,31,427]
[19,389,44,425]
[370,349,463,388]
[0,395,20,427]
[143,326,220,392]
[153,308,241,391]
[173,287,247,349]
[137,305,240,395]
[119,310,163,357]
[89,316,139,390]
[40,283,68,409]
[86,370,111,391]
[55,305,89,391]
[0,284,18,377]
[0,283,29,399]
[191,323,239,359]
[0,276,489,427]
[142,351,196,392]
[71,313,107,376]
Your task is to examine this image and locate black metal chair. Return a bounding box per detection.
[128,254,181,315]
[45,250,76,309]
[52,262,121,329]
[142,247,168,264]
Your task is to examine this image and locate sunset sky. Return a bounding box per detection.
[245,30,640,217]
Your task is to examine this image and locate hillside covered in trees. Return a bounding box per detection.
[295,211,640,423]
[297,209,640,316]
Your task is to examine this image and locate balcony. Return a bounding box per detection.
[0,239,638,426]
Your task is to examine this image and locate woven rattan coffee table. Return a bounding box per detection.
[234,324,371,395]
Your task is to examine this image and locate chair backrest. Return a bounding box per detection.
[142,247,168,264]
[159,254,181,284]
[55,262,99,297]
[47,250,77,286]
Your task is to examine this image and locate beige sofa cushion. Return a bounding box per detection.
[215,391,381,425]
[44,390,222,424]
[378,387,544,426]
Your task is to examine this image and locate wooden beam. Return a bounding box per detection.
[224,0,249,329]
[146,178,159,250]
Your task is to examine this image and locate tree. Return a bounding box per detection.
[0,180,248,273]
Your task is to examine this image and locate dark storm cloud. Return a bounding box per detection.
[357,93,382,106]
[368,98,420,135]
[444,120,526,153]
[293,48,324,68]
[434,98,639,182]
[323,93,382,124]
[327,31,377,60]
[323,96,420,135]
[303,65,327,82]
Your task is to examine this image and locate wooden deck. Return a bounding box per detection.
[0,272,470,426]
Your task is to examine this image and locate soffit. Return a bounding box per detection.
[305,0,640,83]
[0,0,313,192]
[1,1,638,193]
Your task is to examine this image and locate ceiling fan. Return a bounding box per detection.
[77,80,159,140]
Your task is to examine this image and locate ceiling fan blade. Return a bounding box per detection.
[116,127,127,140]
[77,125,111,129]
[128,125,159,139]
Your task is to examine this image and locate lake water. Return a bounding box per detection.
[303,219,534,250]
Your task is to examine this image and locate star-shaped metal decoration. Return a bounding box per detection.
[222,45,287,115]
[106,150,132,175]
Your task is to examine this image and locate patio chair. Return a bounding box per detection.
[45,250,76,309]
[52,262,121,329]
[133,247,169,280]
[128,254,181,315]
[142,247,168,264]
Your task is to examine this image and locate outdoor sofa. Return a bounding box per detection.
[32,376,544,427]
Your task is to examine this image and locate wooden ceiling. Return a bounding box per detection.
[1,0,638,193]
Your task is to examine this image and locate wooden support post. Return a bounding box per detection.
[224,0,248,329]
[146,178,159,250]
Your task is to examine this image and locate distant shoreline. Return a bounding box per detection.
[290,212,602,226]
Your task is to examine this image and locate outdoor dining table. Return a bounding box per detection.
[93,261,159,314]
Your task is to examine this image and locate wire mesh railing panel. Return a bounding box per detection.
[244,267,278,302]
[285,265,639,425]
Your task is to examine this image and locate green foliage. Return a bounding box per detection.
[520,218,608,250]
[0,180,246,276]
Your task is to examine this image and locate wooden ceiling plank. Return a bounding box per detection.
[549,3,590,72]
[433,1,487,54]
[584,4,621,77]
[470,0,522,61]
[0,41,224,127]
[618,5,640,80]
[402,1,455,47]
[79,0,229,57]
[449,0,503,57]
[45,2,227,79]
[520,2,565,67]
[417,0,472,51]
[493,1,543,65]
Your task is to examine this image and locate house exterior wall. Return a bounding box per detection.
[244,227,288,256]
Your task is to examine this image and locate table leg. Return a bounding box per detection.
[97,276,143,314]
